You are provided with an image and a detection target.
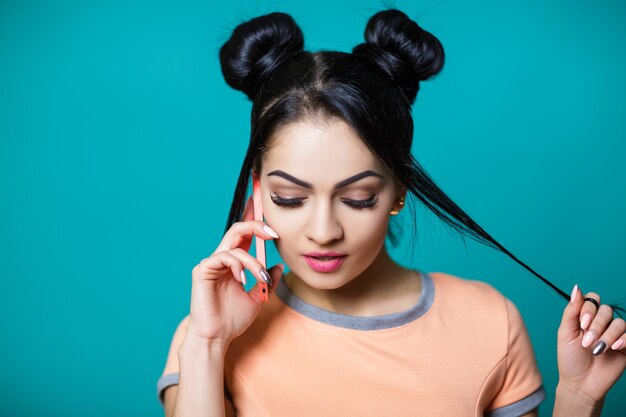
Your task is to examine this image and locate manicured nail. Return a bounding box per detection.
[592,340,607,356]
[611,339,625,350]
[582,331,596,348]
[263,225,279,238]
[580,313,592,330]
[570,284,578,303]
[260,268,272,286]
[240,270,246,286]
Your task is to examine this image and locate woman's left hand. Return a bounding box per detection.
[556,284,626,404]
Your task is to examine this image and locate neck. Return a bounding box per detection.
[283,245,421,316]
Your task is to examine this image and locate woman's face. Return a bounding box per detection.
[257,117,403,290]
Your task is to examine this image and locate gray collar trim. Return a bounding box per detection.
[274,270,435,330]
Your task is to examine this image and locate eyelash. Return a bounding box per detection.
[270,193,379,209]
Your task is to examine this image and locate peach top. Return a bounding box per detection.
[157,271,545,416]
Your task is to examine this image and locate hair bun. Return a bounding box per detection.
[219,12,305,100]
[352,9,445,104]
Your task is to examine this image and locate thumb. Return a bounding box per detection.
[267,263,284,294]
[558,284,584,342]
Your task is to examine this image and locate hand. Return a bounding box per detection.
[556,284,626,405]
[184,195,284,348]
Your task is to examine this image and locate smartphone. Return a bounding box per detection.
[252,175,269,302]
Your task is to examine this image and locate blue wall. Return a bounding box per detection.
[1,0,625,415]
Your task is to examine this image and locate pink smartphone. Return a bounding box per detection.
[252,176,269,302]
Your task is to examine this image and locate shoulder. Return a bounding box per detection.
[161,314,190,375]
[426,271,516,335]
[428,271,508,311]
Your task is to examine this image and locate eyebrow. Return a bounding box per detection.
[266,169,384,190]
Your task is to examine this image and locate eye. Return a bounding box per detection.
[270,193,379,209]
[270,193,305,207]
[341,194,379,209]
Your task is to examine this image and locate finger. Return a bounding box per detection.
[195,251,245,285]
[581,303,613,349]
[591,317,626,356]
[215,220,279,253]
[227,247,272,286]
[559,284,585,341]
[198,249,261,284]
[580,291,601,330]
[610,330,626,351]
[267,263,285,294]
[248,263,284,303]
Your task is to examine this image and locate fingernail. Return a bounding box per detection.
[582,331,596,348]
[278,263,285,273]
[260,268,272,286]
[263,225,279,238]
[580,313,592,330]
[592,340,607,356]
[570,284,578,303]
[611,339,625,350]
[240,270,246,286]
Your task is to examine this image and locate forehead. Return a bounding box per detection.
[262,118,386,178]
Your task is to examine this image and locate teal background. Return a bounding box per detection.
[1,0,625,415]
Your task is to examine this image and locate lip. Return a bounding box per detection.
[303,254,347,273]
[303,251,346,257]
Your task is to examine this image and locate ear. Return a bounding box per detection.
[390,184,407,213]
[395,184,407,201]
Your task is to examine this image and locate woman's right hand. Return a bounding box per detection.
[183,195,284,349]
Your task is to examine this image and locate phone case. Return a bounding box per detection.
[252,176,269,302]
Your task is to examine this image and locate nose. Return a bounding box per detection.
[304,200,343,245]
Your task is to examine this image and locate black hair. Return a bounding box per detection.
[217,9,625,318]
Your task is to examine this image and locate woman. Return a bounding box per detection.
[157,9,626,416]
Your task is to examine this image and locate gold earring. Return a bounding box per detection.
[389,196,405,216]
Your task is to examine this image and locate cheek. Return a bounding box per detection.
[345,210,390,250]
[262,205,293,235]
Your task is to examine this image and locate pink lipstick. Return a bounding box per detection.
[303,252,347,273]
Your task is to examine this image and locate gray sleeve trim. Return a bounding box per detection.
[484,384,546,417]
[156,373,179,407]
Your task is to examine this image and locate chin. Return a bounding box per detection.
[292,264,358,290]
[299,274,350,290]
